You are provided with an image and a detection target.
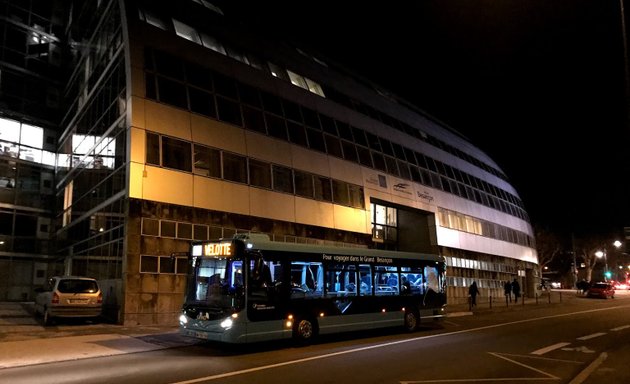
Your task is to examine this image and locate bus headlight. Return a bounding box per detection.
[220,317,233,329]
[179,314,188,325]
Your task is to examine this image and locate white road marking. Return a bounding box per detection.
[611,325,630,331]
[170,304,630,384]
[567,352,608,384]
[531,342,571,355]
[576,332,606,341]
[561,346,595,353]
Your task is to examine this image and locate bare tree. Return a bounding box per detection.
[573,235,609,283]
[534,225,562,274]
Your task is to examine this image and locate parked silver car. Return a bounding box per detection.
[34,276,103,325]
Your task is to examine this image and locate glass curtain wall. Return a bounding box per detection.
[53,0,127,280]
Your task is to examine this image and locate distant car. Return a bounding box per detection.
[34,276,103,325]
[613,281,629,290]
[586,282,615,299]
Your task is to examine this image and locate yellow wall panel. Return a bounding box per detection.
[192,176,250,215]
[249,188,295,222]
[129,162,144,199]
[291,146,329,176]
[333,205,369,233]
[328,156,362,185]
[142,166,193,206]
[191,114,246,153]
[130,96,145,129]
[244,131,292,166]
[145,101,191,140]
[129,127,145,164]
[294,197,335,228]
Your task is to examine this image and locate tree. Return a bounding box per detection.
[573,235,609,283]
[534,225,562,274]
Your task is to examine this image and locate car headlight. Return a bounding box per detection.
[220,317,233,329]
[179,314,188,325]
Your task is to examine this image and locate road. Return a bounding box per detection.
[2,291,629,383]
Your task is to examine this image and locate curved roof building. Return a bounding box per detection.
[0,0,537,324]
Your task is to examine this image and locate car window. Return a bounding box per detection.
[57,279,99,293]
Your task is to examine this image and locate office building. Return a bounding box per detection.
[0,0,537,325]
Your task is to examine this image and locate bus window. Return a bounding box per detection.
[375,266,397,295]
[401,266,424,294]
[359,264,372,296]
[290,261,323,297]
[193,257,227,301]
[324,264,356,296]
[424,265,440,293]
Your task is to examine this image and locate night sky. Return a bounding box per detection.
[229,1,630,237]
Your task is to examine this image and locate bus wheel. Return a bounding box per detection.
[294,317,317,343]
[404,310,419,332]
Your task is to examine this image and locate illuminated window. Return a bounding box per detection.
[200,32,226,54]
[371,203,397,243]
[139,9,167,30]
[287,70,308,89]
[267,62,289,81]
[173,19,201,44]
[305,78,325,97]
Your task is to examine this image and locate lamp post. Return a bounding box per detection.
[596,240,622,282]
[613,240,623,280]
[595,250,608,281]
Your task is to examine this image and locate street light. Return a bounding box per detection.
[595,250,609,280]
[596,240,622,281]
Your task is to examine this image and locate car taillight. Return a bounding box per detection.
[52,292,59,304]
[97,292,102,304]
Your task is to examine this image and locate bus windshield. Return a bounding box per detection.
[186,256,244,310]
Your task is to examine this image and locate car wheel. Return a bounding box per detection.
[43,308,53,326]
[404,310,419,332]
[293,317,317,344]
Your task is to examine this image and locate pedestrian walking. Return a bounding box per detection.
[511,278,521,302]
[504,281,512,302]
[469,281,480,308]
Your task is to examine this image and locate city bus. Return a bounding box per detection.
[179,233,446,344]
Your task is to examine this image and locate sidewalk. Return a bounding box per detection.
[0,290,582,369]
[0,302,198,369]
[447,288,581,316]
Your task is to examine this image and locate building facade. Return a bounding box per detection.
[0,0,538,325]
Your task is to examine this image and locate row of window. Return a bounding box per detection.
[140,255,187,274]
[143,48,528,222]
[263,259,442,298]
[146,132,365,209]
[0,118,56,166]
[137,10,511,187]
[141,218,223,241]
[445,256,518,274]
[447,277,507,290]
[0,122,118,171]
[438,208,533,248]
[139,8,325,100]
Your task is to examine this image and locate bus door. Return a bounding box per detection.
[245,253,288,341]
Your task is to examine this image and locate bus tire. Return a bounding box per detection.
[404,310,419,332]
[293,317,318,343]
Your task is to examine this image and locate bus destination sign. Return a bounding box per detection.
[203,242,232,257]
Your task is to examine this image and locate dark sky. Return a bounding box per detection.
[230,1,630,237]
